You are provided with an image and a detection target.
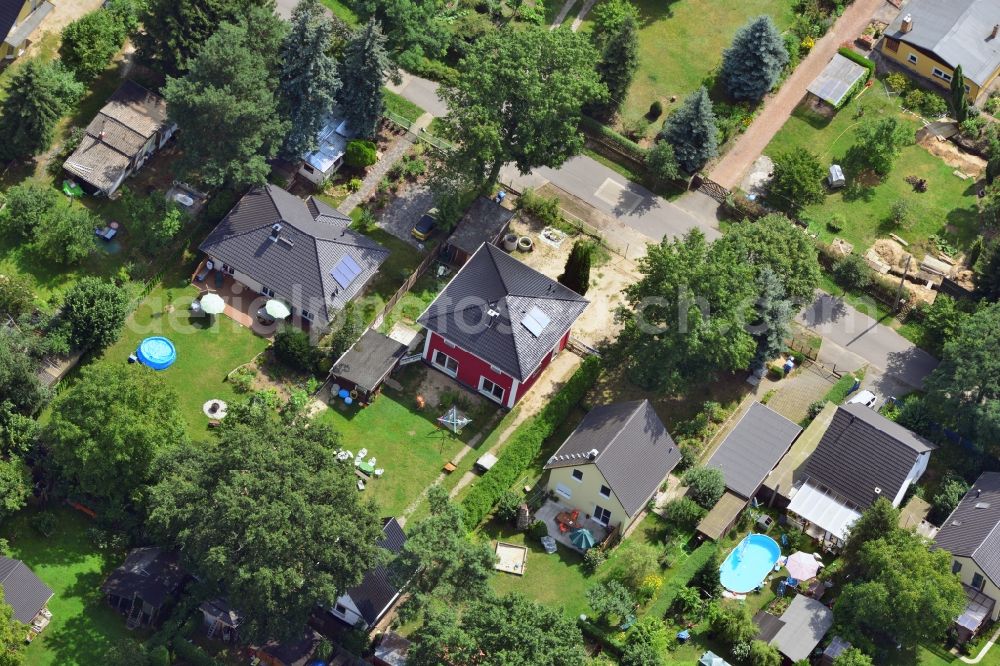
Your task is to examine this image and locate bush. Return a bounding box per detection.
[749,640,782,666]
[495,490,522,524]
[583,548,607,573]
[648,100,664,120]
[889,199,913,228]
[662,498,706,530]
[0,273,36,318]
[710,602,757,646]
[516,188,563,226]
[611,543,660,593]
[344,139,377,168]
[528,520,549,540]
[273,326,324,375]
[173,640,223,666]
[228,366,256,393]
[587,579,635,623]
[930,476,970,525]
[807,400,827,419]
[826,213,845,233]
[921,93,948,118]
[347,177,363,192]
[885,72,910,94]
[903,89,926,111]
[646,141,681,185]
[461,357,601,527]
[682,466,726,509]
[833,253,873,291]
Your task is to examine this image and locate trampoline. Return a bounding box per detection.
[136,337,177,370]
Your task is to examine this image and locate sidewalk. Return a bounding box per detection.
[708,0,892,189]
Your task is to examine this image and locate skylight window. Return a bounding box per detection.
[331,255,362,289]
[521,306,551,337]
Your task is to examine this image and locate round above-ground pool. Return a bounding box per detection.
[720,533,780,594]
[136,336,177,371]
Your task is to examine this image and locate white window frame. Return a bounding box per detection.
[221,263,235,275]
[334,603,348,615]
[432,350,458,377]
[300,310,314,322]
[555,483,572,499]
[907,53,918,65]
[932,67,952,82]
[572,469,584,482]
[261,286,275,298]
[599,485,611,499]
[478,376,505,403]
[441,338,456,348]
[593,505,612,527]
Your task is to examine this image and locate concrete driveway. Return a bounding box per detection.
[797,292,939,391]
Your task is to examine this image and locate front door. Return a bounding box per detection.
[593,505,612,527]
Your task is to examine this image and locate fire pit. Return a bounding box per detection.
[202,399,229,419]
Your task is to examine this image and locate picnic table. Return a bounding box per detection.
[356,460,375,475]
[556,510,580,530]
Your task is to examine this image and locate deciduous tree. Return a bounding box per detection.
[768,148,825,212]
[147,408,384,641]
[748,640,781,666]
[711,601,757,646]
[59,9,128,81]
[589,0,639,120]
[850,116,911,176]
[834,647,874,666]
[45,364,187,506]
[0,458,30,521]
[587,579,635,623]
[338,19,393,139]
[0,184,58,239]
[660,87,718,173]
[163,13,288,187]
[620,618,668,666]
[279,0,342,158]
[720,16,789,102]
[0,274,34,319]
[646,141,680,186]
[440,26,605,189]
[843,498,899,568]
[0,590,25,666]
[59,277,130,352]
[682,466,725,509]
[31,205,98,266]
[0,60,83,162]
[353,0,450,62]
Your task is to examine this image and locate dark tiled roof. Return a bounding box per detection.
[0,0,24,42]
[448,197,515,256]
[0,557,52,623]
[199,597,242,628]
[63,81,172,192]
[199,185,388,322]
[331,329,407,393]
[801,403,935,509]
[706,402,801,500]
[259,629,321,666]
[101,547,186,609]
[346,518,407,627]
[418,243,588,381]
[935,472,1000,587]
[544,400,680,517]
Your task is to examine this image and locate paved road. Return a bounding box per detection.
[708,0,892,189]
[500,159,721,242]
[797,292,938,390]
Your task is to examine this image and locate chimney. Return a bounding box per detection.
[587,448,599,460]
[977,488,982,498]
[991,24,999,40]
[900,14,913,33]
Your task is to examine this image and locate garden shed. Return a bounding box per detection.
[443,197,515,266]
[330,329,408,403]
[807,54,868,108]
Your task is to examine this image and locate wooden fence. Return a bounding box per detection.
[368,241,443,332]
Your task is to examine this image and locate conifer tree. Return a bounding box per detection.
[720,16,789,102]
[589,0,639,120]
[0,60,83,162]
[558,241,594,296]
[659,87,718,173]
[338,19,392,139]
[950,64,969,123]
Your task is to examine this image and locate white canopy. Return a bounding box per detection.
[787,481,861,541]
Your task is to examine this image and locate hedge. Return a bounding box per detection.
[580,116,648,162]
[461,356,602,528]
[652,541,718,618]
[837,47,875,83]
[173,640,224,666]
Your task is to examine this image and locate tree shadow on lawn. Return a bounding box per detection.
[792,104,835,132]
[480,519,591,577]
[38,601,147,666]
[633,0,684,26]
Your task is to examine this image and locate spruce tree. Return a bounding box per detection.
[752,266,793,363]
[280,0,342,159]
[558,241,594,296]
[720,15,789,102]
[950,64,969,123]
[0,60,83,162]
[589,0,639,120]
[338,19,392,139]
[659,87,718,174]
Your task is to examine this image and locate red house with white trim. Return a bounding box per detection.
[418,243,588,408]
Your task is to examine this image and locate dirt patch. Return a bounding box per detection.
[918,133,986,177]
[411,364,489,412]
[870,238,911,272]
[30,0,106,51]
[505,216,639,347]
[855,169,882,187]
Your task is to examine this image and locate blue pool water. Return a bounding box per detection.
[137,337,177,371]
[719,533,781,594]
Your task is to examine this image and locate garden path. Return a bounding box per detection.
[708,0,891,189]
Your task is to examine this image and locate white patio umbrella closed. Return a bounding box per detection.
[264,299,291,320]
[200,292,226,315]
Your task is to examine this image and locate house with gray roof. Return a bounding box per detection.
[328,518,407,630]
[787,402,935,546]
[199,184,388,326]
[63,80,177,196]
[1,0,53,62]
[102,547,186,628]
[543,400,680,533]
[934,472,1000,640]
[0,557,52,624]
[754,594,834,663]
[880,0,1000,102]
[418,242,587,408]
[697,402,801,540]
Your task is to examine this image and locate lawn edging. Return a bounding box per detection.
[461,356,602,528]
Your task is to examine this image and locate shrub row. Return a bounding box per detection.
[580,116,648,162]
[461,356,602,528]
[837,47,875,83]
[173,640,224,666]
[654,541,718,616]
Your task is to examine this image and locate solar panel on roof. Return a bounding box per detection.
[331,255,362,289]
[521,306,551,337]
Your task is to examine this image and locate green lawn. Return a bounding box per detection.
[384,90,426,126]
[765,82,981,258]
[1,508,145,666]
[314,363,499,517]
[95,266,270,442]
[319,0,358,25]
[621,0,795,129]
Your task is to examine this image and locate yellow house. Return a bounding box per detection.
[880,0,1000,103]
[543,400,680,535]
[1,0,54,61]
[934,472,1000,642]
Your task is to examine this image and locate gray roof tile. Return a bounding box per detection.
[199,185,388,322]
[0,557,52,623]
[544,400,680,517]
[448,197,515,256]
[346,518,407,627]
[331,329,407,394]
[706,402,802,500]
[801,403,934,509]
[935,472,1000,587]
[418,243,587,381]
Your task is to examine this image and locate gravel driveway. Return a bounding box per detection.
[376,185,435,249]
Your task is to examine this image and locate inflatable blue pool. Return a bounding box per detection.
[137,337,177,370]
[720,533,781,594]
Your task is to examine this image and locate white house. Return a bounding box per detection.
[298,115,354,186]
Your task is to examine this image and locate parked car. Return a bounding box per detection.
[411,208,439,241]
[847,390,878,409]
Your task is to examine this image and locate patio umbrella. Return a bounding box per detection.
[200,292,225,315]
[569,528,597,551]
[264,299,291,320]
[785,551,821,581]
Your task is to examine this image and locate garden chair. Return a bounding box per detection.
[374,468,384,478]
